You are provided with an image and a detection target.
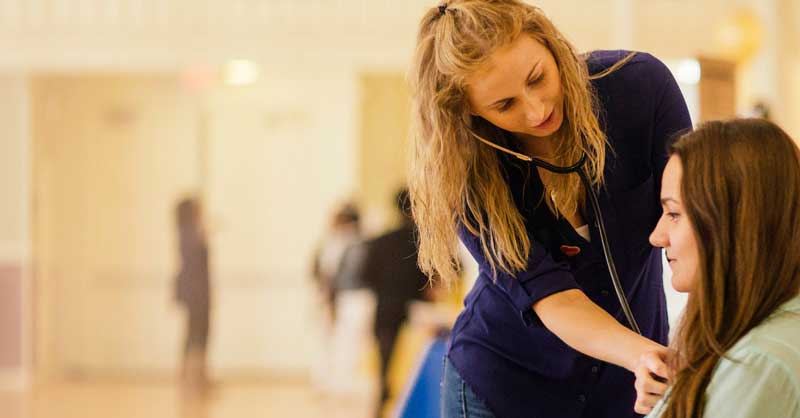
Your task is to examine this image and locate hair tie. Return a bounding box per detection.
[438,4,448,16]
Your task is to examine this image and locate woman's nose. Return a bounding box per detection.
[649,217,668,248]
[523,95,547,126]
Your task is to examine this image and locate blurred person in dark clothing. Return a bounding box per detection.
[173,196,212,396]
[359,188,431,417]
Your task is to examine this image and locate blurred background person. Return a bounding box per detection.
[173,196,213,397]
[356,188,432,418]
[310,202,365,395]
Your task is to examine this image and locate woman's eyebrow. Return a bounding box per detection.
[486,61,542,108]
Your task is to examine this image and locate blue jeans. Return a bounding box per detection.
[441,356,497,418]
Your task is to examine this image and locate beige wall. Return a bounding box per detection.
[358,73,411,234]
[203,73,358,372]
[0,74,31,388]
[777,0,800,138]
[30,71,359,377]
[0,77,30,247]
[32,75,199,375]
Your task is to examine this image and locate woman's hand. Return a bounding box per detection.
[633,349,672,414]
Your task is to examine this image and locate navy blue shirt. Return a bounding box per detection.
[447,51,692,418]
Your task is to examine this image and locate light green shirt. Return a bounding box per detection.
[648,295,800,418]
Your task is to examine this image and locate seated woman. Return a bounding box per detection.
[635,118,800,418]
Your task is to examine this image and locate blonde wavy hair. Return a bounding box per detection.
[409,0,632,284]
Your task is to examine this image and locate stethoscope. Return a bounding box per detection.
[474,134,642,335]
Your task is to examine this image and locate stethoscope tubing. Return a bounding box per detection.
[529,154,642,335]
[468,129,642,333]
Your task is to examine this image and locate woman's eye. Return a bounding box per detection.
[498,100,514,113]
[527,74,544,86]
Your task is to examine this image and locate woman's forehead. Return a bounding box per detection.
[464,36,551,104]
[661,156,684,203]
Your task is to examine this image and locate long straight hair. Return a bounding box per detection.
[663,119,800,418]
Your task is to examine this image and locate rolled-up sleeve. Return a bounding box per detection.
[458,225,580,326]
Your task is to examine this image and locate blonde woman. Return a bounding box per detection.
[408,1,691,417]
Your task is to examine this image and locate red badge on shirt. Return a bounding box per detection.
[560,245,581,257]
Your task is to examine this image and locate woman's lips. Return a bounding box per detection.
[534,110,554,129]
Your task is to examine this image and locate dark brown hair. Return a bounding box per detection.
[663,118,800,418]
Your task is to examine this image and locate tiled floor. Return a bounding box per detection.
[1,379,376,418]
